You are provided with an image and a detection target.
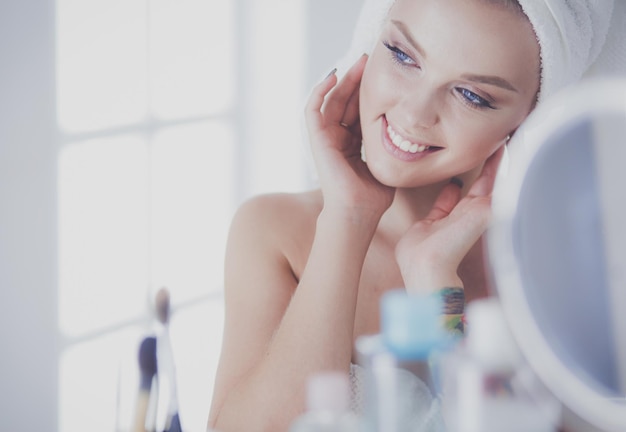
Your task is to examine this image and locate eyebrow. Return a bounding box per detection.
[462,74,519,92]
[390,19,519,93]
[391,20,426,58]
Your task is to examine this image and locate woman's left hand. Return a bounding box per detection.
[395,146,505,292]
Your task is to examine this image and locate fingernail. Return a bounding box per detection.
[325,68,337,79]
[450,177,464,188]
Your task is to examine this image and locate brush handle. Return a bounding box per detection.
[133,389,151,432]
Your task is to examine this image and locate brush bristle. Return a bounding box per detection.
[155,287,170,324]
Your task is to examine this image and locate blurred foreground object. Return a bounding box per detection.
[489,77,626,432]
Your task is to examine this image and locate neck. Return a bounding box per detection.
[381,164,485,233]
[379,181,449,240]
[376,177,491,301]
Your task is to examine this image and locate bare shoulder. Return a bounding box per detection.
[228,189,322,270]
[233,189,322,228]
[228,190,323,278]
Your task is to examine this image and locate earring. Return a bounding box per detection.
[499,141,510,177]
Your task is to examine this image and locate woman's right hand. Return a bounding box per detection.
[305,55,395,219]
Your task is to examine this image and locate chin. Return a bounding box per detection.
[366,159,419,188]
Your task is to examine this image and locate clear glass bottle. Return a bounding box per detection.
[356,289,451,432]
[289,370,361,432]
[439,297,561,432]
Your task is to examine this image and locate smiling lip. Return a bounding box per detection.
[381,116,441,161]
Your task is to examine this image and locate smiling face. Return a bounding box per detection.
[360,0,540,187]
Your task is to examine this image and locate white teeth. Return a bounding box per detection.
[392,133,403,147]
[386,124,429,154]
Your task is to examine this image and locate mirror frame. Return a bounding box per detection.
[488,77,626,432]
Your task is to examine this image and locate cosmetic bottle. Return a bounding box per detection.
[356,288,452,432]
[439,297,560,432]
[289,370,361,432]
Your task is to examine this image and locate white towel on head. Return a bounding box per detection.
[335,0,394,77]
[584,0,626,79]
[517,0,615,102]
[336,0,622,104]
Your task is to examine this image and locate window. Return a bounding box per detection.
[56,0,308,430]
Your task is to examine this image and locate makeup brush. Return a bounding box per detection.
[154,287,183,432]
[134,335,157,432]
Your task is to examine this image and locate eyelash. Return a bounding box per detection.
[382,40,495,111]
[455,88,495,110]
[383,41,417,67]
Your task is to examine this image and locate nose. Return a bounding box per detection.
[396,86,440,130]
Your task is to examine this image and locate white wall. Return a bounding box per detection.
[0,0,362,430]
[305,0,364,87]
[0,0,59,429]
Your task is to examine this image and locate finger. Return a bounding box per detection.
[467,145,505,197]
[343,61,363,126]
[424,181,463,221]
[452,198,493,245]
[304,69,338,133]
[341,82,361,128]
[346,123,363,157]
[322,55,368,123]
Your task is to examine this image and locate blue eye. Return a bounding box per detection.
[456,88,494,109]
[383,41,416,67]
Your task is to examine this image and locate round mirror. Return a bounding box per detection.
[488,77,626,432]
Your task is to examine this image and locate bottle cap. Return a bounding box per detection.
[381,289,446,360]
[306,370,350,413]
[466,297,522,372]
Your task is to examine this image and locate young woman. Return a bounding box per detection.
[207,0,614,430]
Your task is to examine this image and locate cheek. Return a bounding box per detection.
[359,73,380,120]
[360,58,401,118]
[442,117,507,163]
[445,103,522,145]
